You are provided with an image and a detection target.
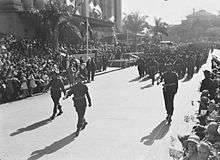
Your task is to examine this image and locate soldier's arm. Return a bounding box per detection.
[43,80,51,92]
[157,73,164,85]
[175,73,179,89]
[85,86,92,106]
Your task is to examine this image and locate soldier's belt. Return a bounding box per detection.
[73,96,85,100]
[163,83,176,87]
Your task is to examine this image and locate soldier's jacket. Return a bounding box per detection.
[161,71,178,94]
[46,78,65,96]
[67,83,91,107]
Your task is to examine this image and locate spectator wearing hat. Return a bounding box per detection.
[201,90,211,100]
[64,74,92,137]
[158,63,178,123]
[197,141,212,160]
[28,72,37,96]
[214,88,220,104]
[204,122,220,144]
[20,74,29,98]
[197,96,210,126]
[182,134,200,160]
[200,70,215,100]
[0,79,6,103]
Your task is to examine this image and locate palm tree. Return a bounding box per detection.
[123,12,149,50]
[152,18,168,42]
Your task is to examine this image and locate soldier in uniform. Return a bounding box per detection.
[64,74,92,136]
[137,57,145,77]
[148,57,158,85]
[44,72,66,120]
[158,64,178,123]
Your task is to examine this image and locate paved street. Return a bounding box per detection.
[0,51,216,160]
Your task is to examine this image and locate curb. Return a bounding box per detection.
[95,67,124,76]
[0,67,127,105]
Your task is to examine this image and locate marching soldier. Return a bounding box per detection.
[64,74,92,136]
[148,58,158,85]
[44,72,66,120]
[137,57,145,77]
[158,64,178,123]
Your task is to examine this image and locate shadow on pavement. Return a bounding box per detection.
[129,76,142,82]
[27,133,77,160]
[141,84,154,90]
[139,76,150,82]
[10,118,51,136]
[140,120,170,146]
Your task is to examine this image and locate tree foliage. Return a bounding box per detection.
[123,12,149,34]
[32,0,83,46]
[152,17,168,37]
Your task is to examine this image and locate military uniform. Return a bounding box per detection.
[65,77,92,136]
[148,59,158,85]
[45,74,66,120]
[137,58,145,77]
[160,68,178,122]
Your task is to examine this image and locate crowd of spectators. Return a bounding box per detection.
[0,35,111,104]
[176,52,220,160]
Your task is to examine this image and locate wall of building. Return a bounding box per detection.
[0,0,122,39]
[0,11,35,38]
[0,0,23,10]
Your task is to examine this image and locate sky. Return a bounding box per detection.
[122,0,220,25]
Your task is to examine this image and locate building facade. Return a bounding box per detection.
[0,0,122,38]
[166,9,220,42]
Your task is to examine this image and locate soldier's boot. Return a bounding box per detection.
[50,114,56,120]
[75,128,80,137]
[81,121,88,130]
[167,115,172,124]
[50,106,57,120]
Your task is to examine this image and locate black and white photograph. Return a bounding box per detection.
[0,0,220,159]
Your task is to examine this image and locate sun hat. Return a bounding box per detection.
[186,134,200,144]
[206,122,218,135]
[201,90,210,98]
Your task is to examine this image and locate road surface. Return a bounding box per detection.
[0,50,216,160]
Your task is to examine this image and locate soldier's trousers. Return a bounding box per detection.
[150,74,155,85]
[75,106,86,130]
[138,66,144,77]
[51,93,62,116]
[163,91,175,116]
[88,70,95,81]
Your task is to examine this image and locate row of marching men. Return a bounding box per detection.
[136,45,209,85]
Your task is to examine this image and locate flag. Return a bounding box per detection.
[109,16,115,22]
[89,1,95,13]
[66,0,75,6]
[93,4,102,19]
